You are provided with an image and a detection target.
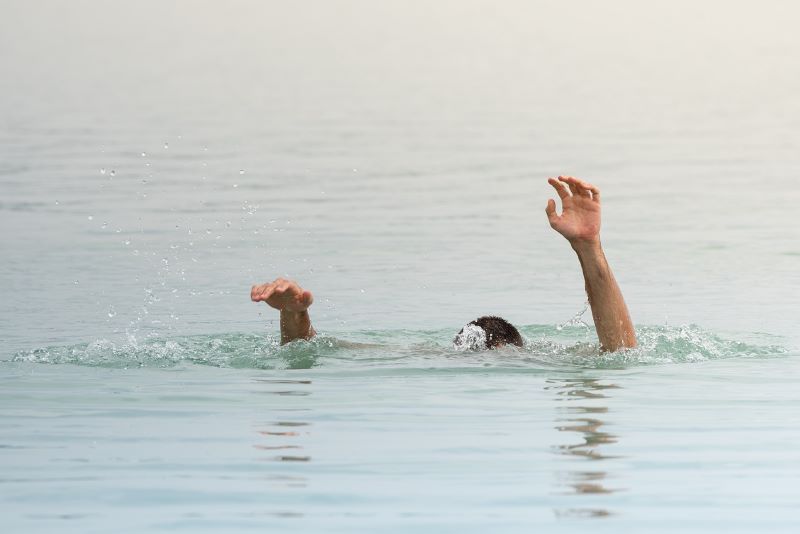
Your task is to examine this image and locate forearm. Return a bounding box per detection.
[279,310,316,345]
[572,239,637,351]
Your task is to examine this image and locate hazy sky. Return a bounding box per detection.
[3,0,799,126]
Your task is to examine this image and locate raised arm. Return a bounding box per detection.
[250,278,316,344]
[545,176,636,351]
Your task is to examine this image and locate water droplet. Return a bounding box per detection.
[109,170,116,177]
[87,215,94,221]
[360,289,365,293]
[100,168,106,175]
[73,280,79,285]
[141,152,146,157]
[54,200,59,205]
[107,306,116,318]
[101,222,108,229]
[233,184,238,188]
[353,168,358,172]
[239,169,245,175]
[124,240,131,245]
[164,142,169,149]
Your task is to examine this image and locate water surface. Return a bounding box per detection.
[2,0,799,531]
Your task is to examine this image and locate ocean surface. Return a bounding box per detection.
[2,1,800,531]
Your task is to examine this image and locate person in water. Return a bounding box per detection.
[250,177,637,352]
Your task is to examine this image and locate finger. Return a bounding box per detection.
[562,176,590,198]
[256,286,276,303]
[252,283,271,301]
[582,181,600,202]
[559,176,582,197]
[258,282,276,298]
[560,176,582,197]
[545,198,557,221]
[568,177,601,201]
[299,290,313,308]
[575,179,594,199]
[548,177,570,200]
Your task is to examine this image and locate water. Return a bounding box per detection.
[2,0,800,531]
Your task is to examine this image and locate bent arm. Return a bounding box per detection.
[545,176,636,351]
[251,278,316,344]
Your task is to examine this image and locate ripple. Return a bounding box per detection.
[8,325,787,371]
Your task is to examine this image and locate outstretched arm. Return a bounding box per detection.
[250,278,316,344]
[545,176,636,351]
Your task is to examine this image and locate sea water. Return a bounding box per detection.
[2,1,800,532]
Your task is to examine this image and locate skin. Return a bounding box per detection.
[545,176,637,351]
[250,278,315,345]
[252,177,636,352]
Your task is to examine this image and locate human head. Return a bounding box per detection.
[452,316,524,350]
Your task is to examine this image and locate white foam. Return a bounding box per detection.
[453,324,487,351]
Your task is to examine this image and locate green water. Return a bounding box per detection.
[10,325,787,371]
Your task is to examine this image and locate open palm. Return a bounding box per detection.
[545,176,602,243]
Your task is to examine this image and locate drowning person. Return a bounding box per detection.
[250,177,637,352]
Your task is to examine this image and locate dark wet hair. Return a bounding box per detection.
[454,316,524,349]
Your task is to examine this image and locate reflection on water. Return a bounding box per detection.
[553,508,612,519]
[547,377,623,518]
[252,377,312,504]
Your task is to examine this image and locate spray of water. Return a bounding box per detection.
[10,324,787,370]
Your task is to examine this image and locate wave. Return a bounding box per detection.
[8,324,788,371]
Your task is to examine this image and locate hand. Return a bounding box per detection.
[250,278,313,313]
[545,176,602,244]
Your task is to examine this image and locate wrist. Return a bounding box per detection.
[279,309,314,343]
[280,309,309,321]
[569,237,602,256]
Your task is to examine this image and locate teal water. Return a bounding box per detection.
[3,327,797,532]
[2,331,798,533]
[2,0,800,531]
[9,325,788,370]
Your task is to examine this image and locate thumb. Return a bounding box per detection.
[545,198,557,220]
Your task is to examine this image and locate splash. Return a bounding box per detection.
[556,301,591,332]
[8,325,787,371]
[524,324,788,369]
[10,333,337,370]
